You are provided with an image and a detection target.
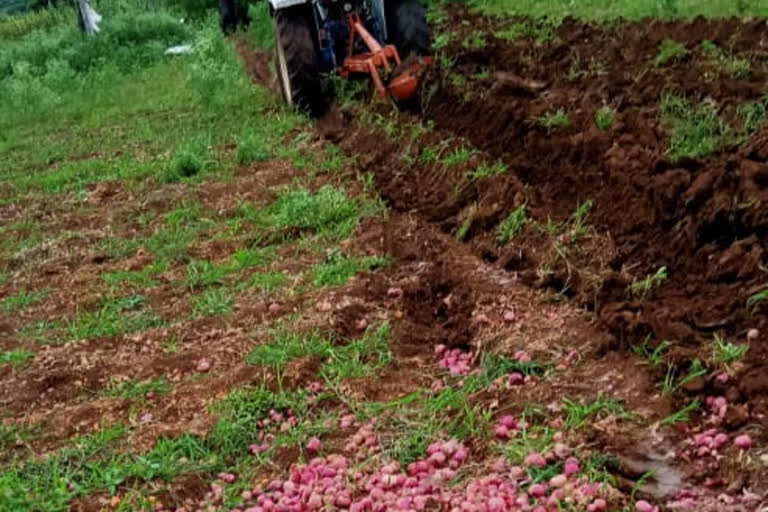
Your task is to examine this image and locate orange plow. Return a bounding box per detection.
[338,13,432,102]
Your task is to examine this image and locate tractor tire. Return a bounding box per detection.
[385,0,430,59]
[273,6,327,117]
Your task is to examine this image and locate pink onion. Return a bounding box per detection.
[734,434,753,449]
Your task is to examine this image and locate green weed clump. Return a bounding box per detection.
[263,186,362,240]
[311,252,388,288]
[660,93,732,161]
[237,133,271,165]
[653,39,687,66]
[497,205,528,245]
[595,106,615,131]
[164,147,206,183]
[738,101,767,135]
[535,109,570,132]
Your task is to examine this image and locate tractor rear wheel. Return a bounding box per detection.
[273,6,326,117]
[385,0,430,59]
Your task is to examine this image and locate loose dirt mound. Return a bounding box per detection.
[328,10,768,415]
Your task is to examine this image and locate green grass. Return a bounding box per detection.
[497,205,528,245]
[247,330,332,369]
[535,108,570,132]
[66,295,161,343]
[628,266,668,297]
[653,39,687,66]
[632,338,671,369]
[469,0,768,20]
[0,289,48,312]
[310,252,388,288]
[185,259,231,289]
[259,186,364,241]
[738,101,768,135]
[239,271,289,294]
[661,399,701,425]
[661,358,708,395]
[103,261,168,290]
[562,396,633,429]
[495,18,557,43]
[102,378,171,402]
[236,132,271,166]
[441,147,477,166]
[660,93,732,161]
[748,287,768,309]
[712,334,748,365]
[191,288,233,318]
[595,106,616,131]
[469,160,507,180]
[700,40,751,78]
[0,349,35,368]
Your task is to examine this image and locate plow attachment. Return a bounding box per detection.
[339,13,432,102]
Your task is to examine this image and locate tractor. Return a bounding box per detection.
[257,0,431,116]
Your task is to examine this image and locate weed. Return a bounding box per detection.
[535,108,570,131]
[102,378,170,402]
[661,399,701,425]
[700,40,751,78]
[567,200,593,240]
[738,101,767,135]
[311,251,388,288]
[240,271,289,294]
[103,261,167,290]
[495,19,557,43]
[464,31,487,50]
[712,334,748,365]
[660,93,732,161]
[191,288,233,317]
[661,358,708,395]
[497,205,528,245]
[230,247,273,270]
[263,186,362,241]
[0,349,35,368]
[432,31,453,50]
[420,145,440,164]
[628,266,668,297]
[185,259,230,289]
[236,133,271,165]
[441,147,476,166]
[247,330,332,368]
[469,160,506,180]
[67,295,161,342]
[632,338,672,369]
[321,323,392,381]
[163,336,178,354]
[481,352,549,379]
[595,106,616,131]
[455,217,473,241]
[163,147,206,183]
[748,287,768,309]
[98,236,141,260]
[562,396,633,429]
[0,289,48,312]
[653,39,687,66]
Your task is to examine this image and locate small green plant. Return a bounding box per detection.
[700,40,750,78]
[0,349,35,368]
[464,31,487,50]
[469,160,507,180]
[163,148,205,183]
[632,338,672,369]
[432,31,453,50]
[320,323,392,381]
[653,39,687,66]
[495,19,557,43]
[660,93,732,161]
[455,217,473,241]
[441,147,476,166]
[247,330,331,368]
[628,266,668,297]
[562,396,633,429]
[738,101,767,135]
[236,133,271,165]
[420,145,440,164]
[661,399,701,425]
[191,288,233,317]
[567,200,593,240]
[0,289,48,312]
[497,205,528,245]
[661,358,708,395]
[712,334,748,364]
[535,108,570,132]
[311,251,387,288]
[595,106,616,131]
[185,259,230,290]
[102,378,170,402]
[748,287,768,309]
[67,295,161,342]
[103,261,168,290]
[240,272,289,294]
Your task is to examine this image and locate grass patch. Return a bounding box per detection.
[661,399,701,425]
[738,101,768,135]
[628,266,668,297]
[185,259,231,289]
[441,147,476,166]
[239,271,289,294]
[748,287,768,309]
[595,106,616,131]
[0,289,48,312]
[236,132,271,165]
[700,40,751,78]
[469,160,506,180]
[495,18,557,43]
[191,288,233,318]
[632,338,671,369]
[653,39,687,66]
[497,205,528,245]
[103,261,167,290]
[660,93,732,161]
[102,378,170,402]
[310,251,387,288]
[67,295,161,342]
[712,334,748,365]
[661,358,708,396]
[247,330,332,369]
[535,108,570,132]
[562,396,633,429]
[0,349,35,368]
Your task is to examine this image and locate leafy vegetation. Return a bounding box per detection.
[594,106,615,131]
[660,93,732,161]
[497,205,528,244]
[653,38,687,66]
[535,108,570,131]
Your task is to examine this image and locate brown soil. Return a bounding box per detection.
[324,8,768,422]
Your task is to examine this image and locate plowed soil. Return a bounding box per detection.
[325,7,768,418]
